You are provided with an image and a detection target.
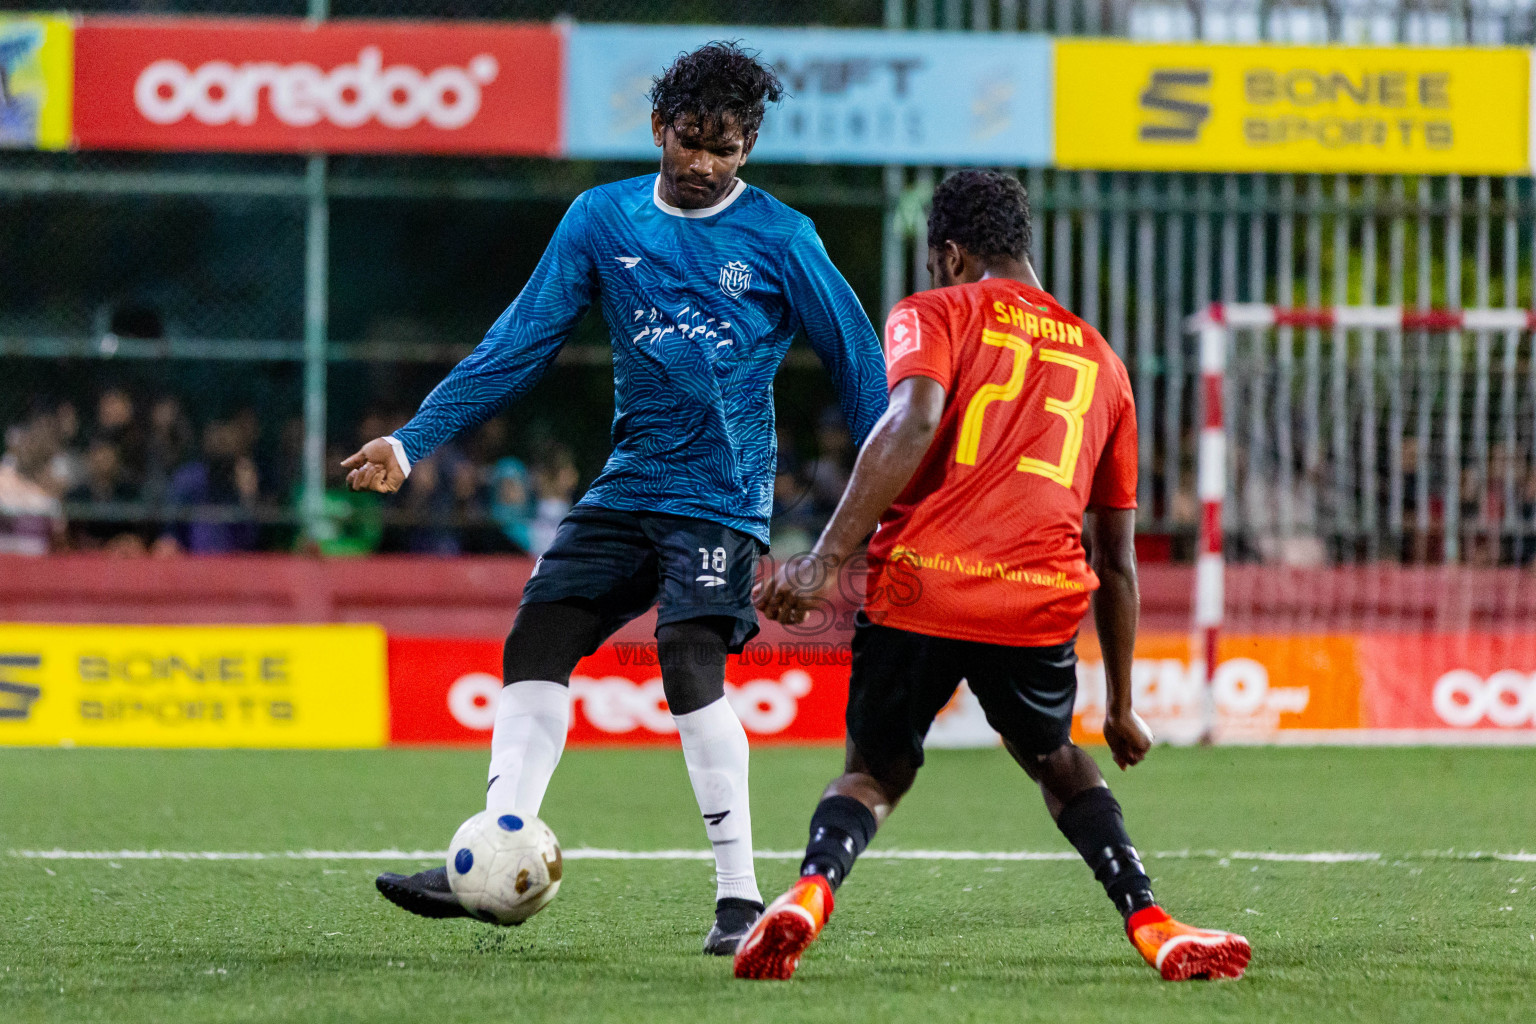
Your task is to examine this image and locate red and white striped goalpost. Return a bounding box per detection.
[1186,303,1536,743]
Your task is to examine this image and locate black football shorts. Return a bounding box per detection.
[845,612,1079,773]
[520,505,765,653]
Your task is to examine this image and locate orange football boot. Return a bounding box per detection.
[732,874,834,980]
[1126,906,1251,981]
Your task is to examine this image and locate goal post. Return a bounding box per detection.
[1184,303,1536,744]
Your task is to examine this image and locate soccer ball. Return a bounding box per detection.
[446,811,563,926]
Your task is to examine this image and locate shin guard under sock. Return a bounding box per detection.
[800,795,878,891]
[1055,786,1156,919]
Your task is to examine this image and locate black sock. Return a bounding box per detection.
[799,795,878,891]
[1055,786,1156,919]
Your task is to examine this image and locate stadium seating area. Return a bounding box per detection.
[0,384,858,558]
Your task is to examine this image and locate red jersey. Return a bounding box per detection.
[864,278,1138,646]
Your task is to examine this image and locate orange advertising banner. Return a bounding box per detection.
[1069,632,1363,744]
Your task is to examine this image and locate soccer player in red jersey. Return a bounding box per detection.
[736,171,1250,982]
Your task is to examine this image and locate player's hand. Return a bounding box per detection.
[341,438,406,494]
[1103,708,1153,771]
[753,553,838,626]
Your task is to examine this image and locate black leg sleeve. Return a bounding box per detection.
[1055,786,1157,919]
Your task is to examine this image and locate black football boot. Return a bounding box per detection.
[375,866,474,920]
[702,897,764,955]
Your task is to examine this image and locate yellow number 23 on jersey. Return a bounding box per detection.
[954,328,1099,487]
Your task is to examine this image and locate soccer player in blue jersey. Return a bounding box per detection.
[344,42,888,952]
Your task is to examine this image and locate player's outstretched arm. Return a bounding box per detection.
[1088,507,1152,769]
[756,376,945,624]
[783,226,889,445]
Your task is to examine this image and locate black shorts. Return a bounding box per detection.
[846,613,1079,773]
[520,506,765,654]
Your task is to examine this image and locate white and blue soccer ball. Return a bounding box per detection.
[446,811,563,926]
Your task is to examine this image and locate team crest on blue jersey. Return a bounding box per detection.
[718,261,752,299]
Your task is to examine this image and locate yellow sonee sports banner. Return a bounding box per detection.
[0,625,387,748]
[1055,40,1530,174]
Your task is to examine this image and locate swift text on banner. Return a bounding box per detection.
[564,24,1053,166]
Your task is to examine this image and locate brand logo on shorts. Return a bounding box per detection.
[718,260,751,299]
[695,574,727,588]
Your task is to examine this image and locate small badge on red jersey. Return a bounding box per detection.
[885,305,921,367]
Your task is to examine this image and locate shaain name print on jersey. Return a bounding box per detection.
[991,300,1085,346]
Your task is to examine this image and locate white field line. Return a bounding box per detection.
[7,847,1533,863]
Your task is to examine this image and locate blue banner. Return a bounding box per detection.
[564,25,1053,166]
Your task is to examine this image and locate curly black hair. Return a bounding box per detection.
[927,170,1033,261]
[650,41,785,141]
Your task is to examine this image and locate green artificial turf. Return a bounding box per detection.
[1,745,1533,1023]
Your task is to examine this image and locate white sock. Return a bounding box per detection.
[673,696,762,905]
[485,680,570,816]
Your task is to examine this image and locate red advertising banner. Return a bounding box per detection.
[388,636,851,746]
[73,18,562,155]
[1359,633,1536,732]
[387,630,1536,748]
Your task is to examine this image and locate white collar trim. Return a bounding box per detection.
[652,175,747,219]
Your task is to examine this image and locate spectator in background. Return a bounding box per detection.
[270,415,308,504]
[48,399,85,494]
[229,406,263,490]
[1519,464,1536,567]
[805,407,853,513]
[142,394,194,505]
[487,456,534,554]
[94,386,144,480]
[66,437,145,554]
[1459,464,1500,567]
[527,442,578,556]
[398,445,480,556]
[0,413,65,555]
[770,423,816,558]
[158,419,260,554]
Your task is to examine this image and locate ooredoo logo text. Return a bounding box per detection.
[133,46,500,131]
[1432,669,1536,728]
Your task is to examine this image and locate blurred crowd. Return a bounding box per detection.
[0,387,584,557]
[5,385,1534,564]
[0,385,859,559]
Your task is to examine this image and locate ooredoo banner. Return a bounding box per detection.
[1359,633,1536,733]
[388,636,852,745]
[0,624,388,748]
[72,18,562,154]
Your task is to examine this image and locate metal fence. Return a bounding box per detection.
[905,170,1536,556]
[1222,314,1536,568]
[3,0,1535,561]
[876,0,1536,559]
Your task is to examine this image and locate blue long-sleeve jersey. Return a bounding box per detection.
[393,173,888,544]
